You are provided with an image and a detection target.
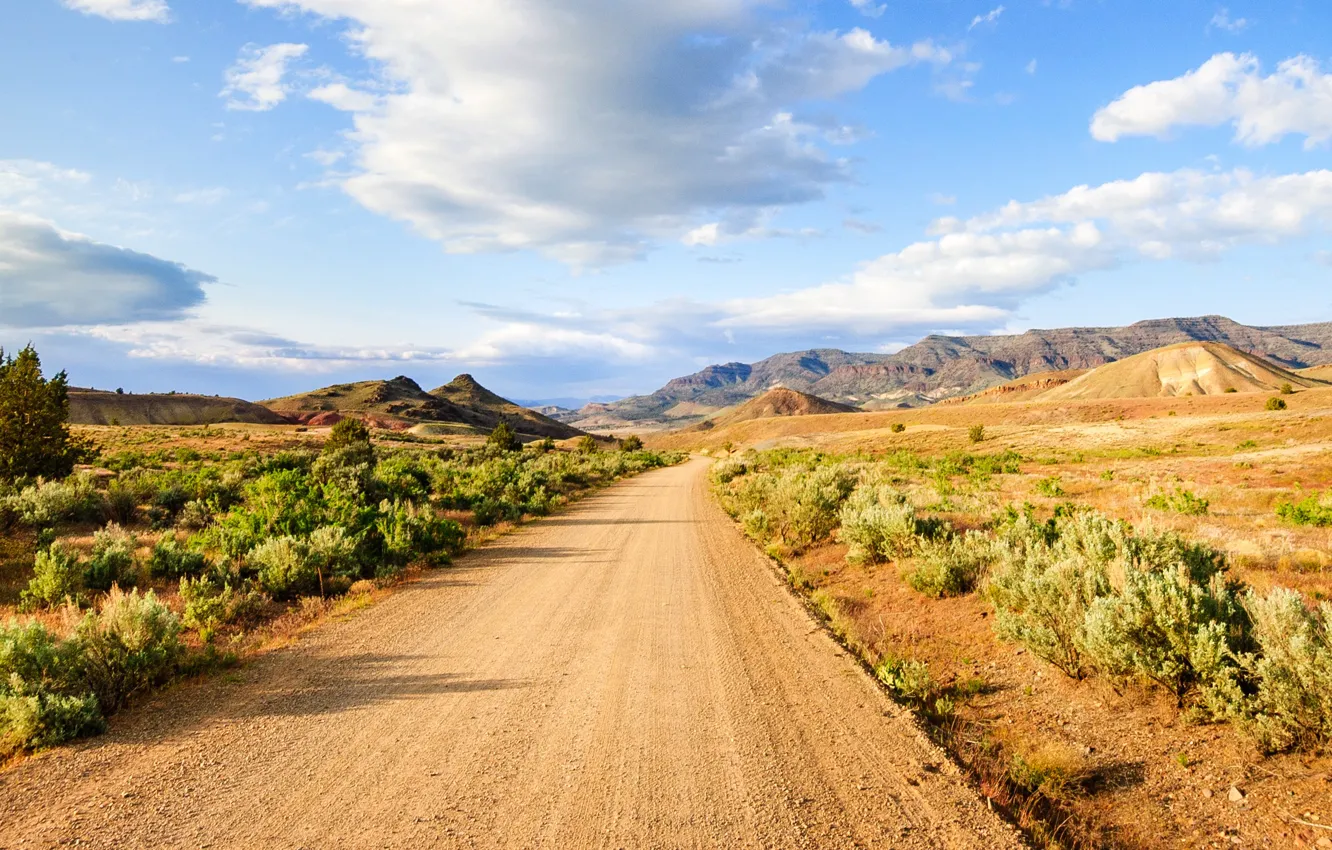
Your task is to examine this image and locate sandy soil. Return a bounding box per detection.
[0,459,1019,849]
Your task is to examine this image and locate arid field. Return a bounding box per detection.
[655,384,1332,848]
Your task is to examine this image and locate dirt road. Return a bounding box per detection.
[0,459,1021,849]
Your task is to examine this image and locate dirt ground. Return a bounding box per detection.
[0,460,1019,849]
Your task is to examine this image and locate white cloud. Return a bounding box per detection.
[172,56,190,63]
[0,212,213,328]
[849,0,885,17]
[1091,53,1332,148]
[243,0,949,265]
[62,0,169,23]
[929,192,957,206]
[220,43,309,112]
[968,6,1004,31]
[1208,8,1249,33]
[0,160,91,211]
[441,166,1332,360]
[1025,59,1037,75]
[307,83,378,112]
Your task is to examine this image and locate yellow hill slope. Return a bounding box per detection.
[1038,342,1324,401]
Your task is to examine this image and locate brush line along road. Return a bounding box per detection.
[0,458,1021,849]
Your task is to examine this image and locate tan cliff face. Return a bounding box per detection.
[1038,342,1327,401]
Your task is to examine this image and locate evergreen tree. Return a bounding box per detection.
[487,421,522,452]
[0,346,83,482]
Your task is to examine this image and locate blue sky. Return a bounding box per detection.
[2,0,1330,404]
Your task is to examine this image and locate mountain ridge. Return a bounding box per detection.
[569,316,1332,429]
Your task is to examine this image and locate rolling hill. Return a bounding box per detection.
[1037,342,1325,401]
[68,389,286,426]
[571,315,1332,429]
[692,388,858,431]
[262,374,583,439]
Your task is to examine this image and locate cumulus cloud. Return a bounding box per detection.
[221,43,309,112]
[62,0,169,23]
[0,212,213,328]
[246,0,950,265]
[434,166,1332,360]
[849,0,885,18]
[1091,53,1332,148]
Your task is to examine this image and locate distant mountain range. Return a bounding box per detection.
[557,316,1332,429]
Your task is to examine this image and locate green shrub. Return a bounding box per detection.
[84,523,136,592]
[619,435,644,452]
[21,543,84,610]
[741,509,770,540]
[1266,397,1287,411]
[1280,383,1294,395]
[1232,589,1332,753]
[768,465,855,550]
[711,457,749,484]
[325,417,372,453]
[175,498,214,530]
[5,473,102,527]
[1034,476,1065,497]
[378,500,464,566]
[969,424,985,444]
[1275,492,1332,527]
[148,535,207,579]
[1144,488,1210,516]
[907,531,996,598]
[102,479,138,525]
[179,576,267,634]
[249,536,318,599]
[890,423,906,434]
[0,621,103,756]
[576,435,598,454]
[1081,559,1246,704]
[985,512,1127,678]
[487,421,522,453]
[74,587,182,713]
[838,486,920,563]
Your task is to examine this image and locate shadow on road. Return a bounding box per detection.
[232,653,530,719]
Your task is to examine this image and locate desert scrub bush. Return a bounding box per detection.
[175,498,213,530]
[75,587,183,713]
[84,523,137,592]
[4,472,102,528]
[1266,397,1287,411]
[148,535,207,579]
[179,576,267,635]
[1144,487,1210,516]
[771,464,856,550]
[907,531,996,598]
[985,512,1127,678]
[1080,555,1247,705]
[837,485,921,563]
[890,422,906,433]
[248,536,320,599]
[1275,491,1332,527]
[1033,476,1064,498]
[20,542,84,610]
[1229,589,1332,753]
[969,424,985,444]
[711,456,749,484]
[0,621,103,756]
[376,500,464,568]
[740,509,769,541]
[102,479,138,525]
[874,652,953,721]
[576,435,598,454]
